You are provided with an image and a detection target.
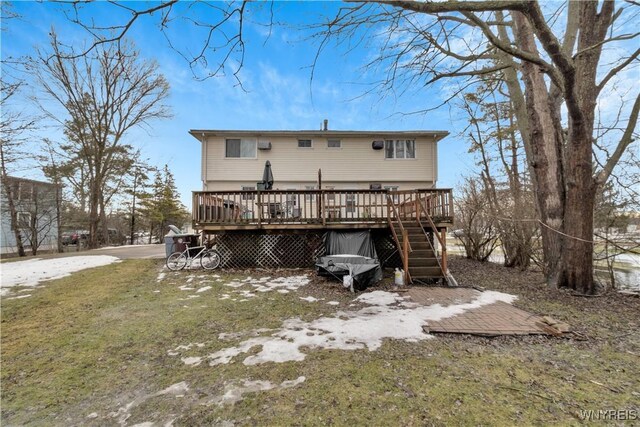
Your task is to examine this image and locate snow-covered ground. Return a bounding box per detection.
[0,256,120,297]
[167,289,517,367]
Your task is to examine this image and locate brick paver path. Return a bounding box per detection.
[407,287,548,336]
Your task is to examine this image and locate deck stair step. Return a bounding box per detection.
[389,216,447,281]
[410,266,444,278]
[409,249,436,258]
[408,257,440,267]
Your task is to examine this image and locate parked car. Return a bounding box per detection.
[61,230,90,245]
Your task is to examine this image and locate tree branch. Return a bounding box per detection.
[595,92,640,186]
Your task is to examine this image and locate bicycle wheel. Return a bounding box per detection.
[166,252,188,271]
[201,250,221,270]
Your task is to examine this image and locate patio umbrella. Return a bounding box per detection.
[262,160,274,190]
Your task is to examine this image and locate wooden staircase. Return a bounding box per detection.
[387,194,452,285]
[395,220,446,281]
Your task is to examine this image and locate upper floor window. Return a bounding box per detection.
[327,139,341,148]
[298,139,313,148]
[241,186,255,200]
[384,140,416,159]
[226,138,256,158]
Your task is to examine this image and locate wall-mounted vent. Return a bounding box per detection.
[372,140,384,150]
[258,141,272,150]
[369,183,382,190]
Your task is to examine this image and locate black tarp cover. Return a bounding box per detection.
[324,230,378,259]
[316,231,383,291]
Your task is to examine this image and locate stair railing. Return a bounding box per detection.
[416,197,452,284]
[387,194,412,284]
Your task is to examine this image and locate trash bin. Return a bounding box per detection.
[164,227,200,257]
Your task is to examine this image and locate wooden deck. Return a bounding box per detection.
[192,189,454,231]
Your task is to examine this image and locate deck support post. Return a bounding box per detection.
[257,191,262,228]
[321,191,326,226]
[402,232,410,284]
[440,227,447,273]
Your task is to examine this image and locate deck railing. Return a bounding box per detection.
[192,188,453,227]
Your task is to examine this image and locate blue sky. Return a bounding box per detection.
[2,1,474,209]
[3,1,637,209]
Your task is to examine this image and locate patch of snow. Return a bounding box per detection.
[178,285,194,291]
[219,294,231,300]
[156,272,166,282]
[181,356,202,366]
[187,295,200,299]
[196,286,212,293]
[224,275,309,294]
[0,256,120,296]
[327,301,340,306]
[277,289,290,294]
[153,290,161,293]
[6,294,32,300]
[110,382,189,426]
[187,290,516,367]
[86,412,98,419]
[207,376,305,406]
[300,296,319,302]
[355,290,405,306]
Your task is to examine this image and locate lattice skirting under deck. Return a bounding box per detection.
[208,230,402,270]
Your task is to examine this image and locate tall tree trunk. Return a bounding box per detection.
[0,149,26,257]
[100,193,108,246]
[512,12,566,284]
[55,183,63,253]
[88,178,100,249]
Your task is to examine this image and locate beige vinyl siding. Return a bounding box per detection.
[202,180,435,191]
[203,136,437,188]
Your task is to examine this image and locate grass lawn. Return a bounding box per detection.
[1,257,639,426]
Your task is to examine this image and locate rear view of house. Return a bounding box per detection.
[189,123,454,283]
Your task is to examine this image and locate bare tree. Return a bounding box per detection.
[460,77,538,269]
[53,1,640,294]
[33,34,171,249]
[312,1,640,294]
[454,177,501,262]
[0,80,37,257]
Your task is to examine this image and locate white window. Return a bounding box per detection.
[17,212,31,226]
[384,186,399,203]
[327,139,341,149]
[326,186,335,201]
[346,194,356,214]
[226,138,256,158]
[305,185,316,201]
[241,186,255,200]
[384,140,416,159]
[298,139,312,148]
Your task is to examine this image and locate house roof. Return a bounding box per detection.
[4,175,59,188]
[189,129,449,142]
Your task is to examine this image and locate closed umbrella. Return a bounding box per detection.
[262,160,274,190]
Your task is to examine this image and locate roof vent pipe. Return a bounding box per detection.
[323,119,328,131]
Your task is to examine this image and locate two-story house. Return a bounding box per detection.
[1,176,60,255]
[191,125,448,192]
[189,123,454,283]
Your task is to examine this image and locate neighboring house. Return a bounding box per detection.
[190,124,449,192]
[0,176,59,255]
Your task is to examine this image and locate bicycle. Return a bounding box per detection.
[166,243,221,271]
